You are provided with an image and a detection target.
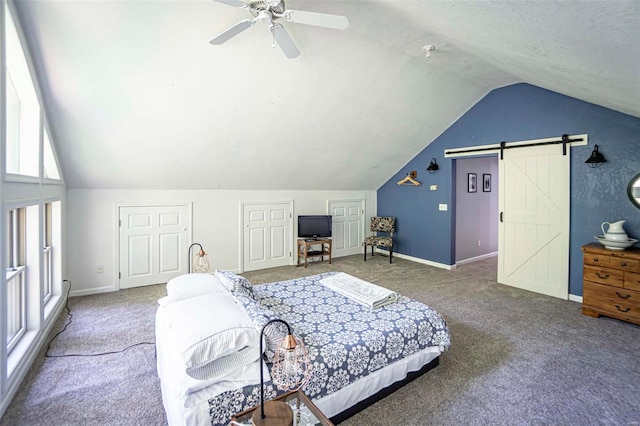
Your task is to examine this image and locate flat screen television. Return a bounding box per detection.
[298,215,332,239]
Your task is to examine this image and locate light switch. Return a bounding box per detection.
[430,185,438,191]
[439,204,448,211]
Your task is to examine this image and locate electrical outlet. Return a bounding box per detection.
[97,265,104,274]
[438,204,448,211]
[477,240,481,247]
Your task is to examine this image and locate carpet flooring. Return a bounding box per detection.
[1,254,639,425]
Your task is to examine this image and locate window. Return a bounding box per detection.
[43,203,53,303]
[6,208,26,354]
[4,3,40,178]
[43,127,61,181]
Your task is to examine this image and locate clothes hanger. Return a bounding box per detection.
[397,171,421,186]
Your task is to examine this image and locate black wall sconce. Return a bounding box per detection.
[426,158,439,173]
[585,145,606,168]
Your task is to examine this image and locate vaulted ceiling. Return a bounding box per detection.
[13,0,640,190]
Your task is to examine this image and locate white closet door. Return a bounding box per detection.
[328,200,365,257]
[119,205,189,289]
[243,202,292,272]
[498,144,570,299]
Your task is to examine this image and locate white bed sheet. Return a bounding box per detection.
[156,305,443,425]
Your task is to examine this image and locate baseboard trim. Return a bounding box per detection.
[70,285,116,297]
[569,294,583,303]
[455,251,498,265]
[375,249,455,270]
[0,283,69,418]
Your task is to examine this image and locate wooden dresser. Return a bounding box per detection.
[581,242,640,325]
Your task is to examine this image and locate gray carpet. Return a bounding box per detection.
[2,254,639,425]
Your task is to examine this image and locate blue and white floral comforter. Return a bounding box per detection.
[208,272,450,425]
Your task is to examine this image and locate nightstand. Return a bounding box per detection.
[231,390,334,426]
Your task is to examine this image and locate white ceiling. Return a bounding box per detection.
[13,0,640,190]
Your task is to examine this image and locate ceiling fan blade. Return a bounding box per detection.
[209,19,253,45]
[212,0,249,9]
[283,9,349,30]
[271,24,300,58]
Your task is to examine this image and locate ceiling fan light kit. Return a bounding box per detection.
[210,0,349,58]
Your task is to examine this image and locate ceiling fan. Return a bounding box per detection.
[209,0,349,58]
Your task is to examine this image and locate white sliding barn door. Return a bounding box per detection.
[498,144,570,299]
[243,202,292,272]
[328,200,364,257]
[119,205,190,289]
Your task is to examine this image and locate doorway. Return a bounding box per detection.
[328,199,365,258]
[455,157,499,264]
[118,204,191,289]
[242,201,293,272]
[447,134,583,300]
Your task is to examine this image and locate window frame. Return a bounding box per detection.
[5,207,26,355]
[3,2,63,185]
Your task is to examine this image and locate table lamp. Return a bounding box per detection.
[253,319,312,426]
[188,243,210,273]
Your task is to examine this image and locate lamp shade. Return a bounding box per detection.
[192,249,210,273]
[271,335,312,391]
[188,243,210,273]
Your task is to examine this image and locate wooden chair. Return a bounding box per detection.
[364,217,396,263]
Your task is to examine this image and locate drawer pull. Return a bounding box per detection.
[616,292,631,299]
[615,305,631,313]
[593,258,599,262]
[595,272,610,279]
[621,262,627,267]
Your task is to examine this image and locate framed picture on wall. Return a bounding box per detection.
[483,174,491,192]
[468,173,477,193]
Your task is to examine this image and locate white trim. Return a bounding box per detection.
[455,251,498,265]
[569,294,583,303]
[4,173,40,184]
[375,248,456,270]
[69,285,117,297]
[444,134,588,158]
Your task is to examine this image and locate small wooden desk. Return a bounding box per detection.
[297,238,332,268]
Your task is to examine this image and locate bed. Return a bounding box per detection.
[156,271,450,426]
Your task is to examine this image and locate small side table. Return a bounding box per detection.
[297,239,332,268]
[231,390,334,425]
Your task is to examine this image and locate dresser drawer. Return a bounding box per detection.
[625,272,640,292]
[583,265,623,288]
[608,257,639,272]
[583,282,640,320]
[583,253,610,267]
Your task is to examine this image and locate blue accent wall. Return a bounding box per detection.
[377,83,640,296]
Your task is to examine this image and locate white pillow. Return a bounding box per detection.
[165,273,229,303]
[163,293,261,380]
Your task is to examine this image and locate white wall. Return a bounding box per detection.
[455,156,499,262]
[67,189,376,295]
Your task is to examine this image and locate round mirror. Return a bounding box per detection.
[628,172,640,209]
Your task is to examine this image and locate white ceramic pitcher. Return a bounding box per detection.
[601,220,629,241]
